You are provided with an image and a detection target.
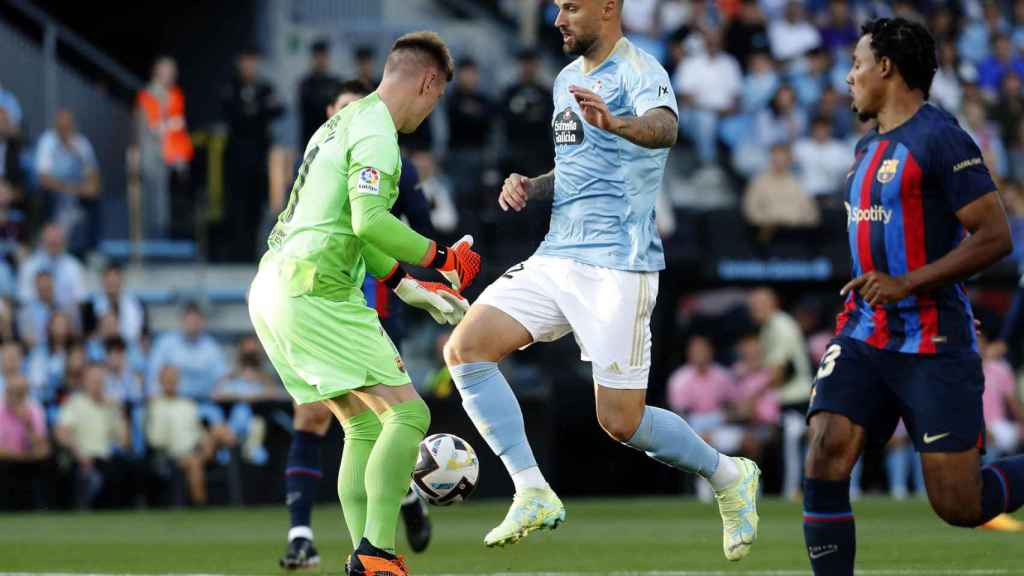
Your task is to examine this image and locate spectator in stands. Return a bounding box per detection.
[767,1,820,62]
[220,48,284,262]
[35,109,101,254]
[26,311,80,403]
[354,45,379,92]
[147,365,217,505]
[0,107,24,205]
[666,334,737,501]
[741,52,781,113]
[815,86,854,140]
[84,313,120,362]
[84,264,145,345]
[103,336,143,406]
[980,334,1024,462]
[1014,0,1024,52]
[17,269,70,347]
[135,56,194,241]
[959,1,1008,65]
[674,27,742,165]
[978,34,1024,97]
[55,363,129,509]
[742,143,820,243]
[748,287,812,501]
[0,374,49,510]
[213,335,279,402]
[931,42,965,114]
[989,73,1024,152]
[735,84,807,177]
[298,38,342,147]
[730,331,780,463]
[0,341,26,391]
[724,0,770,73]
[17,222,86,309]
[793,115,849,203]
[791,47,831,108]
[212,335,276,464]
[962,99,1008,179]
[500,48,554,179]
[0,81,22,133]
[147,302,227,402]
[818,0,858,55]
[445,58,494,210]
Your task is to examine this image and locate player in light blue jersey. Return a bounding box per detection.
[443,0,761,561]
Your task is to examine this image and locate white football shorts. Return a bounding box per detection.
[476,255,658,389]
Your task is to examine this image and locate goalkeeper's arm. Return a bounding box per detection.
[351,194,480,290]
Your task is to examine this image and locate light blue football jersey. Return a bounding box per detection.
[536,37,678,272]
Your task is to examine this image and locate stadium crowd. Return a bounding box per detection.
[2,0,1024,510]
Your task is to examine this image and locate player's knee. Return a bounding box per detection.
[932,497,984,528]
[805,417,858,480]
[443,330,496,366]
[596,409,642,443]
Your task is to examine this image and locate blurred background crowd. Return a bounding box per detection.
[1,0,1024,510]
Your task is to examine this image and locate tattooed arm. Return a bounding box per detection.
[570,84,678,149]
[499,169,554,212]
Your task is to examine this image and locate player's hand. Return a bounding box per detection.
[841,271,912,306]
[499,173,531,212]
[393,276,469,325]
[569,85,621,132]
[437,235,481,291]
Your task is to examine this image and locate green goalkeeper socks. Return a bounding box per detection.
[362,399,431,552]
[338,409,383,548]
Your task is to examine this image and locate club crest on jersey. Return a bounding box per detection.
[357,167,381,195]
[876,159,900,183]
[553,107,585,146]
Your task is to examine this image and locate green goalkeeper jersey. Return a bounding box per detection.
[266,92,430,302]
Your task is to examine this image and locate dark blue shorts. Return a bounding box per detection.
[807,336,985,453]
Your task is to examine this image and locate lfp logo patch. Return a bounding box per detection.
[357,167,381,195]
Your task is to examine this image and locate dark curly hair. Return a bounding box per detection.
[860,17,938,99]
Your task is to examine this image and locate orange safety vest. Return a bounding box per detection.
[137,86,194,165]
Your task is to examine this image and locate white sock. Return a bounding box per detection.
[707,453,740,491]
[288,526,313,542]
[511,465,548,492]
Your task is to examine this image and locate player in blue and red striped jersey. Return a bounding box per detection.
[804,17,1024,576]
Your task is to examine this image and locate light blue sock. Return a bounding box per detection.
[626,406,720,477]
[450,362,538,475]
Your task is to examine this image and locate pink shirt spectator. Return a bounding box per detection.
[732,363,781,425]
[983,358,1016,424]
[0,398,46,455]
[667,364,735,415]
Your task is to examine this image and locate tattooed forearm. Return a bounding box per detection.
[611,107,678,149]
[529,169,555,200]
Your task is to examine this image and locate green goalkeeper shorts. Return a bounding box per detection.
[248,254,411,404]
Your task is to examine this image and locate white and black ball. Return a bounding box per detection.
[411,433,479,506]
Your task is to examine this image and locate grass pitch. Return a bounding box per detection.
[0,496,1021,575]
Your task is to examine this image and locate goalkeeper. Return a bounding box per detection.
[248,31,479,576]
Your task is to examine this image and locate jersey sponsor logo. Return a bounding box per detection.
[356,167,382,195]
[658,85,669,98]
[876,158,900,183]
[953,157,983,172]
[553,107,585,146]
[844,202,893,225]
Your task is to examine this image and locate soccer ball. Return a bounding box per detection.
[411,433,479,506]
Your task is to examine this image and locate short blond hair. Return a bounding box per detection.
[385,31,454,82]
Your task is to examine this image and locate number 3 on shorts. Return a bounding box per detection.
[816,344,842,380]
